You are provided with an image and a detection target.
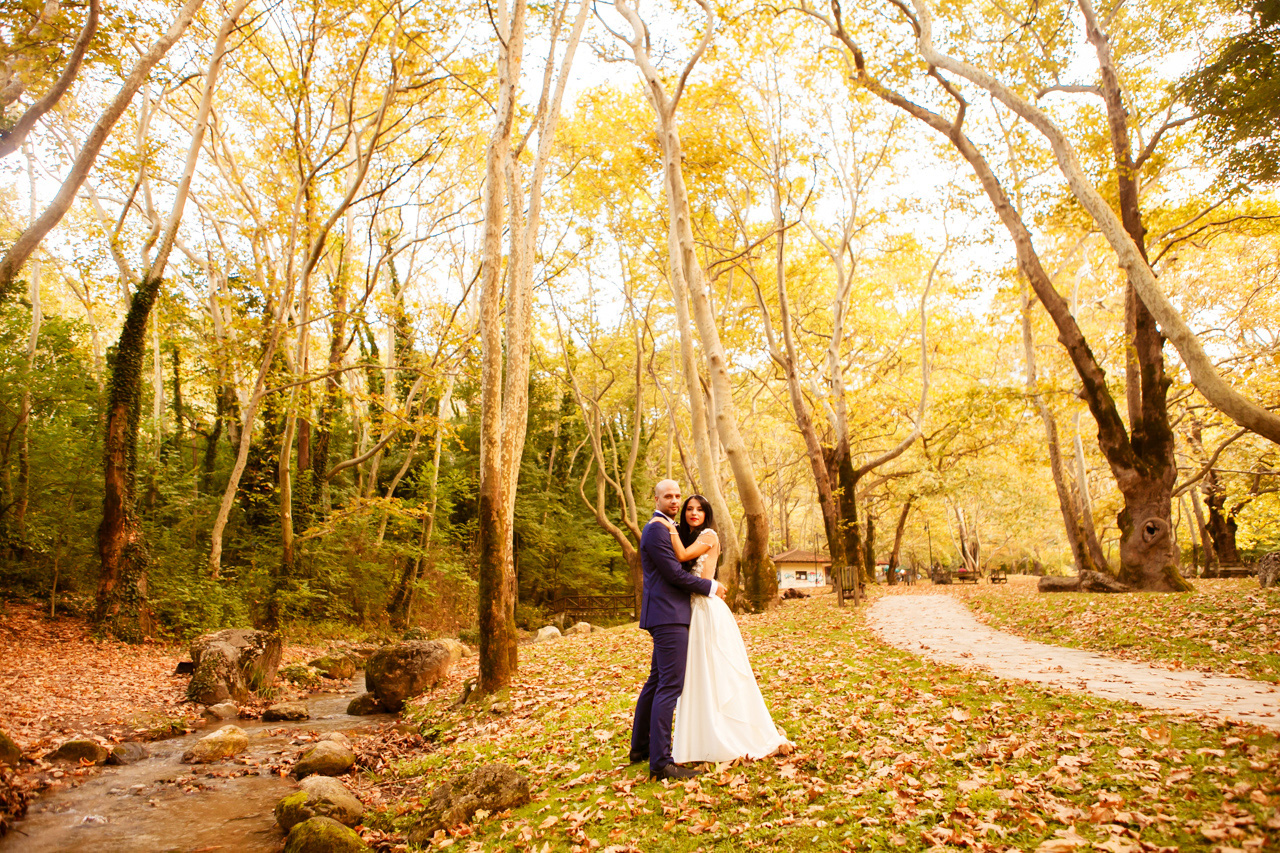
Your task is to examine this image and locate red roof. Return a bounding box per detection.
[772,549,830,564]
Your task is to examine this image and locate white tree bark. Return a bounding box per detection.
[909,0,1280,446]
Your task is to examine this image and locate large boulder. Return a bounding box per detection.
[408,763,530,842]
[264,702,310,722]
[294,740,355,778]
[534,626,561,643]
[283,816,370,853]
[563,621,592,636]
[276,776,365,831]
[187,629,283,704]
[0,730,21,767]
[47,738,109,764]
[364,641,452,713]
[183,725,249,764]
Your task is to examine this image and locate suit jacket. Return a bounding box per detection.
[638,510,714,629]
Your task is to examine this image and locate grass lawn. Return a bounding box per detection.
[883,576,1280,685]
[352,595,1280,852]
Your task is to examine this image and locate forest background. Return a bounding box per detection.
[1,0,1277,670]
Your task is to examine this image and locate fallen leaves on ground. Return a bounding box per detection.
[0,602,195,753]
[347,593,1280,852]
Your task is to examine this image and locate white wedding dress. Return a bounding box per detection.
[672,530,786,763]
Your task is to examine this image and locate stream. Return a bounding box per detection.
[2,677,391,853]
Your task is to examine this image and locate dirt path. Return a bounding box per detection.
[866,594,1280,732]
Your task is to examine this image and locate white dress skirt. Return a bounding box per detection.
[671,590,786,763]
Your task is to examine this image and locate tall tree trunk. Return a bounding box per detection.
[96,0,246,636]
[1021,283,1099,574]
[616,0,770,609]
[477,0,590,692]
[749,198,850,604]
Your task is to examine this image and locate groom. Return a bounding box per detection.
[629,479,726,780]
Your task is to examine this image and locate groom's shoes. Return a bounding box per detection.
[650,763,703,781]
[628,751,648,765]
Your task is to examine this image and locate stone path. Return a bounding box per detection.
[866,594,1280,732]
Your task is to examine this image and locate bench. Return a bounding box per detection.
[989,568,1008,584]
[551,594,635,624]
[954,571,980,584]
[1203,565,1253,579]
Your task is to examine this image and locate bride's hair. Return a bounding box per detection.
[677,495,715,547]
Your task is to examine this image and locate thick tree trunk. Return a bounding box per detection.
[1204,497,1241,565]
[96,1,244,635]
[96,276,161,639]
[1116,483,1185,591]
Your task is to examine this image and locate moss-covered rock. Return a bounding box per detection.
[345,693,382,716]
[309,654,356,680]
[107,742,149,765]
[275,776,364,831]
[0,730,21,768]
[263,701,310,722]
[407,763,529,842]
[182,725,249,763]
[283,816,370,853]
[293,741,355,778]
[279,663,323,688]
[364,641,452,713]
[47,739,109,764]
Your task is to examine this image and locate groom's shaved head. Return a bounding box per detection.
[655,479,679,498]
[654,479,682,518]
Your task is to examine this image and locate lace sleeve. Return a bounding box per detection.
[693,529,719,571]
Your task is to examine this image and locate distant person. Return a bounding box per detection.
[660,494,788,764]
[629,480,726,781]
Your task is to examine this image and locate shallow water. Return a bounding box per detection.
[2,677,389,853]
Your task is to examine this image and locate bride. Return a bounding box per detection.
[659,495,788,764]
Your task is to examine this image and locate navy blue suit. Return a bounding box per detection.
[630,510,714,773]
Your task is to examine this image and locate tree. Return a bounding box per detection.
[801,0,1198,589]
[0,0,204,292]
[610,0,775,610]
[476,0,590,693]
[1180,0,1280,186]
[95,0,248,638]
[0,0,100,160]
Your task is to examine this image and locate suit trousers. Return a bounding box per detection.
[630,623,689,773]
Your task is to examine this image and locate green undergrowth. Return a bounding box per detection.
[929,578,1280,684]
[354,596,1280,852]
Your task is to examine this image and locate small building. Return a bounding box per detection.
[773,549,830,589]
